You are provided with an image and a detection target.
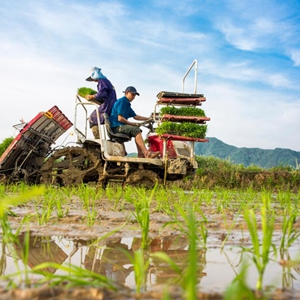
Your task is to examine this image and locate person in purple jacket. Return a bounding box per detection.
[85,67,117,139]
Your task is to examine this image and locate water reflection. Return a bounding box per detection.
[2,232,300,293]
[82,236,207,286]
[83,238,133,284]
[13,232,68,274]
[279,249,300,289]
[1,232,206,289]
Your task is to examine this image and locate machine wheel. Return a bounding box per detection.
[40,147,102,186]
[124,170,162,189]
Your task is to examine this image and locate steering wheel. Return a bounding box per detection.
[137,117,155,131]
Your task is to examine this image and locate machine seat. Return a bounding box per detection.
[103,113,131,143]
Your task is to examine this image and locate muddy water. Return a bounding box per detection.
[2,231,300,298]
[2,196,300,299]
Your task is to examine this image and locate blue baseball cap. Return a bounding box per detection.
[123,86,140,96]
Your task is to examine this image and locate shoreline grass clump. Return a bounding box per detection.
[77,87,97,98]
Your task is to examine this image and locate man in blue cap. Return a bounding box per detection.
[109,86,160,158]
[85,67,117,139]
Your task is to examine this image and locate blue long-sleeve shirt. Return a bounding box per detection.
[89,78,117,126]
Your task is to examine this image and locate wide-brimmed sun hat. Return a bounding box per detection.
[86,67,106,81]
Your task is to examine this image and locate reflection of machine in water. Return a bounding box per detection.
[83,236,207,287]
[13,232,68,274]
[83,239,134,285]
[148,237,206,285]
[9,233,206,288]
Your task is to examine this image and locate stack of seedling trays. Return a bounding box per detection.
[155,91,210,143]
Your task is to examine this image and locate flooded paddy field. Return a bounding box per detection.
[1,185,300,299]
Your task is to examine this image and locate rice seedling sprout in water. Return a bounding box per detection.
[243,193,275,291]
[279,212,300,253]
[151,207,204,300]
[224,260,256,300]
[131,186,157,249]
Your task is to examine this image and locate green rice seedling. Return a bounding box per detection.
[199,188,214,206]
[171,203,207,249]
[182,207,199,300]
[280,191,300,215]
[86,197,97,226]
[160,106,206,117]
[131,186,157,249]
[119,248,150,294]
[77,87,97,98]
[162,286,172,300]
[132,249,150,294]
[40,188,68,220]
[277,190,293,212]
[221,203,245,251]
[14,230,31,287]
[59,185,78,198]
[77,184,98,209]
[0,187,44,286]
[224,260,257,300]
[154,191,174,216]
[12,262,116,290]
[151,251,182,277]
[238,187,257,208]
[105,185,123,204]
[1,187,44,242]
[279,212,300,253]
[0,184,6,198]
[167,189,185,209]
[0,239,7,276]
[155,122,207,138]
[199,219,208,249]
[5,226,125,289]
[75,185,101,225]
[110,185,128,211]
[243,194,275,291]
[38,195,55,225]
[55,192,69,219]
[152,207,205,300]
[122,186,136,206]
[5,183,19,193]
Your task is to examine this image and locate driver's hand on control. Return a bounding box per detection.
[147,115,154,122]
[132,122,140,127]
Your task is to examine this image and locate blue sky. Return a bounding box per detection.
[1,0,300,152]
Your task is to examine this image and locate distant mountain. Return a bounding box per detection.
[195,137,300,169]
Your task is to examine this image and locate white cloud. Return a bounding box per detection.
[219,21,258,51]
[1,0,300,154]
[289,49,300,67]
